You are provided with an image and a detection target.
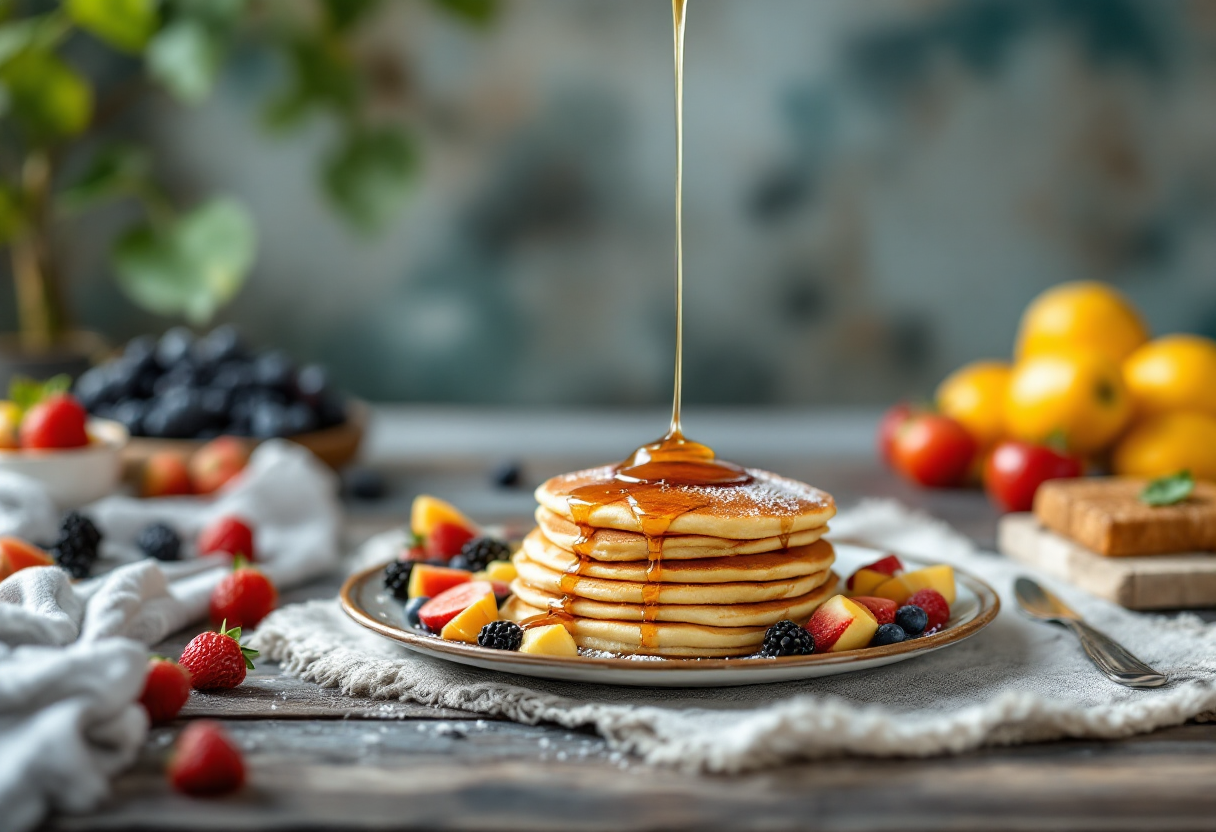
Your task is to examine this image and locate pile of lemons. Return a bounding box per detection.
[936,281,1216,482]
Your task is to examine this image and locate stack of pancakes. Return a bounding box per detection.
[502,466,838,657]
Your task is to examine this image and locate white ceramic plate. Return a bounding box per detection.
[341,540,999,688]
[0,418,126,507]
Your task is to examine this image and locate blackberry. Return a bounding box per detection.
[895,605,928,637]
[759,619,815,658]
[458,537,511,573]
[52,512,103,579]
[871,623,908,647]
[383,561,415,600]
[137,523,182,561]
[478,620,523,651]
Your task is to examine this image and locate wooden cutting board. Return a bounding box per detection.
[998,512,1216,610]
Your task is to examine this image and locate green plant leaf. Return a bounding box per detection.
[114,197,256,325]
[1140,470,1195,507]
[146,19,220,104]
[59,144,151,212]
[322,127,416,231]
[0,15,70,67]
[432,0,498,25]
[0,183,25,243]
[322,0,381,31]
[9,373,71,413]
[0,50,93,140]
[66,0,158,53]
[262,38,358,132]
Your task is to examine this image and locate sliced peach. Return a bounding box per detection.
[476,560,517,584]
[439,592,498,644]
[410,495,477,539]
[807,595,878,653]
[520,623,578,657]
[0,537,54,581]
[873,565,957,606]
[846,568,890,596]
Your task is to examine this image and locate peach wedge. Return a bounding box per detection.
[807,595,879,653]
[873,565,957,606]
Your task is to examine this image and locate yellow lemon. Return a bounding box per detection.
[1113,411,1216,482]
[1015,281,1148,365]
[1005,350,1131,455]
[0,401,19,449]
[936,361,1011,449]
[1123,334,1216,419]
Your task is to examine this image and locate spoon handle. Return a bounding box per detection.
[1061,619,1168,688]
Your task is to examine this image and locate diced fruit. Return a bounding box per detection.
[520,623,578,657]
[873,565,957,606]
[439,592,498,643]
[179,621,258,690]
[478,560,518,584]
[189,436,250,495]
[0,537,54,581]
[20,393,89,449]
[139,658,191,724]
[871,623,908,647]
[891,413,977,488]
[198,516,255,560]
[850,596,897,626]
[807,595,879,653]
[408,564,474,601]
[845,554,903,591]
[168,721,245,796]
[417,580,493,631]
[410,495,476,539]
[425,521,476,560]
[143,452,193,498]
[895,605,929,636]
[907,589,950,631]
[846,569,889,597]
[209,559,278,629]
[0,401,21,449]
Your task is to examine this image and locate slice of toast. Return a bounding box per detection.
[1034,477,1216,557]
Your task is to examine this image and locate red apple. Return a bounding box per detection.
[143,452,193,498]
[190,436,250,495]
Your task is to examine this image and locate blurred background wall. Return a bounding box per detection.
[9,0,1216,406]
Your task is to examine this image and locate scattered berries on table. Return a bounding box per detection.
[198,516,255,560]
[383,561,415,600]
[478,620,524,651]
[209,559,278,629]
[139,658,191,724]
[168,720,246,796]
[403,596,429,629]
[895,605,929,637]
[52,511,103,579]
[458,537,511,574]
[137,523,182,561]
[179,621,258,690]
[759,620,816,658]
[871,624,908,647]
[907,589,950,632]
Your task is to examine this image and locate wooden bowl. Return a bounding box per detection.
[121,399,368,476]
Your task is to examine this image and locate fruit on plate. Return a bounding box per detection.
[408,563,473,601]
[403,596,428,629]
[936,361,1012,450]
[179,621,258,690]
[1005,349,1131,456]
[478,620,524,651]
[759,619,816,657]
[425,522,476,560]
[411,495,476,540]
[1015,281,1148,365]
[1113,411,1216,482]
[807,595,879,653]
[1123,335,1216,420]
[983,440,1082,513]
[439,591,499,643]
[190,436,250,495]
[168,721,245,796]
[20,393,89,450]
[846,554,904,594]
[383,560,415,600]
[417,580,495,631]
[477,559,518,584]
[907,588,950,631]
[210,558,278,629]
[850,596,898,626]
[874,565,957,606]
[519,623,578,657]
[451,536,510,573]
[143,452,194,498]
[895,604,929,636]
[0,537,54,581]
[198,516,255,560]
[139,657,192,724]
[0,401,21,449]
[871,623,908,646]
[890,413,977,488]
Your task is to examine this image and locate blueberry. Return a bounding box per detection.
[155,326,196,369]
[283,402,318,436]
[212,361,255,392]
[295,364,329,402]
[193,325,245,368]
[871,623,908,647]
[491,461,524,489]
[895,605,928,637]
[424,558,446,567]
[124,334,158,366]
[253,350,295,391]
[143,388,206,438]
[251,402,290,438]
[448,555,469,571]
[200,387,232,422]
[110,400,146,436]
[403,596,429,629]
[73,366,114,411]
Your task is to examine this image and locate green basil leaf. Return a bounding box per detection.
[1140,470,1195,507]
[66,0,158,53]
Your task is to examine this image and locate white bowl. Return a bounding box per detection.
[0,419,127,508]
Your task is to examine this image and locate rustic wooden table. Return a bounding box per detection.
[41,409,1216,832]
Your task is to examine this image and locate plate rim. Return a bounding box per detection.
[339,545,1001,675]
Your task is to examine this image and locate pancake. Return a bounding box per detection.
[522,527,835,582]
[509,573,836,628]
[535,465,835,539]
[535,507,827,561]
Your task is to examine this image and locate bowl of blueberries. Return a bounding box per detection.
[73,325,364,471]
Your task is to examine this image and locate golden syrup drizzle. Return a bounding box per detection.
[669,0,688,438]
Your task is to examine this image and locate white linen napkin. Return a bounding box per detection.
[0,440,342,832]
[250,499,1216,773]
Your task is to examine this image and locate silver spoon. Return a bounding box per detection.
[1014,577,1167,689]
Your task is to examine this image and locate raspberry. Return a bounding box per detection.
[759,619,815,657]
[478,620,523,651]
[907,588,950,632]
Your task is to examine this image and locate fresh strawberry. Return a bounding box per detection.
[425,521,475,560]
[198,516,255,561]
[179,621,258,690]
[140,658,192,724]
[20,393,89,449]
[168,720,245,796]
[209,558,278,629]
[850,596,898,626]
[907,588,951,632]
